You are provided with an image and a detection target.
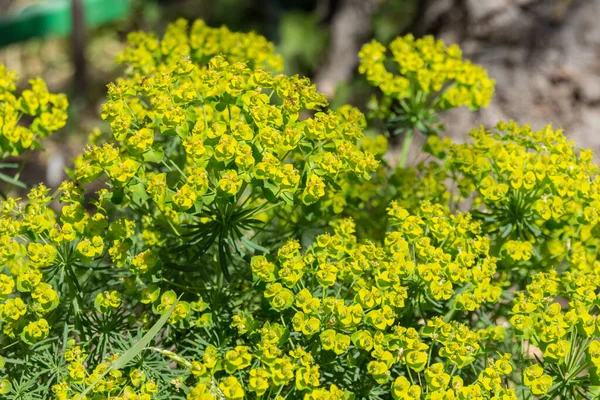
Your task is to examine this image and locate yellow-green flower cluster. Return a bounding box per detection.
[0,179,209,390]
[73,42,377,279]
[359,34,495,111]
[0,184,59,343]
[447,121,600,274]
[0,64,68,157]
[117,19,283,75]
[88,55,375,204]
[52,346,161,400]
[377,122,600,397]
[0,181,148,348]
[224,206,510,398]
[508,269,600,396]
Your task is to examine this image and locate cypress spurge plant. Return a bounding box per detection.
[2,18,600,400]
[358,34,494,168]
[0,65,68,192]
[76,20,377,278]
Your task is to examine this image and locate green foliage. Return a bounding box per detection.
[277,12,328,74]
[1,18,600,400]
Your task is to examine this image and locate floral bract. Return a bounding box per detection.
[0,65,68,158]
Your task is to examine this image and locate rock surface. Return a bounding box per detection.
[422,0,600,157]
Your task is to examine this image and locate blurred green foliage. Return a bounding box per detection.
[277,12,327,74]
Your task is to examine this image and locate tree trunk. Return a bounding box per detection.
[315,0,379,97]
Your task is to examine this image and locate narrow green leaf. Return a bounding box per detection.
[0,171,26,188]
[240,236,269,254]
[76,296,180,399]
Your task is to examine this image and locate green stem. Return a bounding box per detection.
[398,129,415,169]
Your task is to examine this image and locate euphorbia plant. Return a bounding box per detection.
[0,65,68,191]
[77,20,377,279]
[358,35,494,168]
[1,18,600,400]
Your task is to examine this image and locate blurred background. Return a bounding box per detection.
[0,0,598,189]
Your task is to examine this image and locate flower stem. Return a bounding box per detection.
[398,129,414,168]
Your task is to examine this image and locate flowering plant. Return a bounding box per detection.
[0,65,68,190]
[358,35,494,167]
[0,20,598,400]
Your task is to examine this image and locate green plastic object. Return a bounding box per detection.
[0,0,131,47]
